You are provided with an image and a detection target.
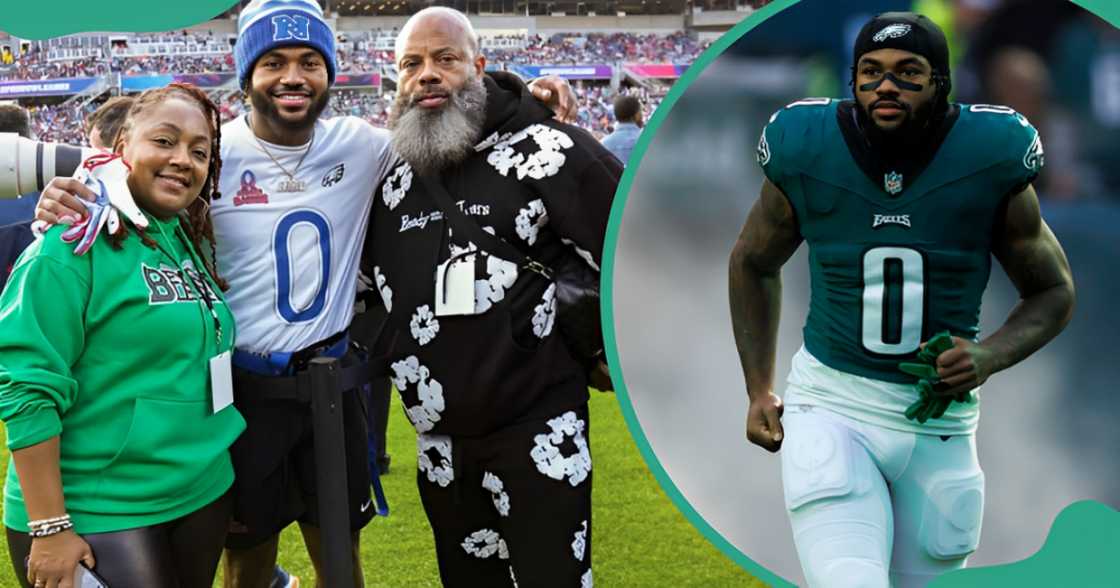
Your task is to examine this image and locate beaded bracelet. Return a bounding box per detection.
[28,514,73,538]
[28,514,70,529]
[28,520,73,538]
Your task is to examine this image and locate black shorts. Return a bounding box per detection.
[225,365,374,549]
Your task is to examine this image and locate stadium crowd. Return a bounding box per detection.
[22,80,661,145]
[0,52,108,81]
[336,45,395,71]
[574,83,662,136]
[113,54,235,75]
[486,31,704,64]
[1,30,706,81]
[6,28,693,142]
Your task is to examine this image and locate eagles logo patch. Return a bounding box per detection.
[756,129,771,166]
[321,163,345,187]
[1023,132,1044,173]
[873,24,912,42]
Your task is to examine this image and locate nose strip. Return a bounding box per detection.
[859,71,923,92]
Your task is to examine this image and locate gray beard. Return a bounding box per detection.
[389,76,488,176]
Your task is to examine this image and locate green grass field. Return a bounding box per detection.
[0,392,764,587]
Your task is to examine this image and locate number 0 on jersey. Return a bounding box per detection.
[862,247,924,355]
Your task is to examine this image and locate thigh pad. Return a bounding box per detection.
[782,413,858,511]
[919,469,985,560]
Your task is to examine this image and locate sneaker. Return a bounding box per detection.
[270,565,299,588]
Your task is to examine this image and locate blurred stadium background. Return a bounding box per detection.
[615,0,1120,585]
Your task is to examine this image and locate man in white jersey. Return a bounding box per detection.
[215,2,389,585]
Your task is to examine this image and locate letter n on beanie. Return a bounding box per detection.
[234,0,337,88]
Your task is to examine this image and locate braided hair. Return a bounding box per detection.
[112,82,228,290]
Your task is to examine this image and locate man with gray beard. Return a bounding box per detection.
[389,65,488,174]
[361,7,621,586]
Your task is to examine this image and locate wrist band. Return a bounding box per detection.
[28,514,73,538]
[28,514,70,529]
[28,520,73,538]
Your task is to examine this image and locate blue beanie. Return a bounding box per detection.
[235,0,337,89]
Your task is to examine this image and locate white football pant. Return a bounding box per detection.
[781,404,984,588]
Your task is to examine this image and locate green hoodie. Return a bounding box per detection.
[0,216,244,533]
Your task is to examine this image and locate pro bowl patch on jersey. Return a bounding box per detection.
[234,170,269,206]
[873,23,912,42]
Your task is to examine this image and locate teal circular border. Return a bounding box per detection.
[601,1,1120,586]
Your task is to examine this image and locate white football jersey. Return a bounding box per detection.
[212,115,394,353]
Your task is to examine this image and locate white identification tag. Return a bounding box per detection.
[435,258,476,316]
[210,350,234,414]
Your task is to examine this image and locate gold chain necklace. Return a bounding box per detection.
[248,116,315,193]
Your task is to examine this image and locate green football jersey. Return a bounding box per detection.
[758,98,1043,383]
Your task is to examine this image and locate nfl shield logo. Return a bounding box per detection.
[884,171,904,195]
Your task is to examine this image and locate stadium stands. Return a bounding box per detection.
[1,28,704,142]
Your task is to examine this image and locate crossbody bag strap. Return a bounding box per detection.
[418,173,553,278]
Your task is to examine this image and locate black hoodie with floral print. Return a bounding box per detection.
[362,72,623,437]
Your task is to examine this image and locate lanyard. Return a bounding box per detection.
[151,219,224,351]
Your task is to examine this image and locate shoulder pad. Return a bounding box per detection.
[960,104,1043,177]
[758,98,837,182]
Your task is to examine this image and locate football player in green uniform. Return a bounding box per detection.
[728,12,1075,588]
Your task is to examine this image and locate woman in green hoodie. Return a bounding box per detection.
[0,83,244,588]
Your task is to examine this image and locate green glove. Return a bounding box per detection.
[926,395,954,421]
[898,362,939,380]
[900,331,960,424]
[917,331,955,363]
[904,379,951,423]
[904,379,933,421]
